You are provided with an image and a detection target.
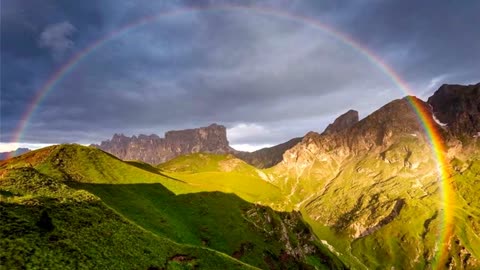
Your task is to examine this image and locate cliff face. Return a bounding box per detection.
[428,83,480,138]
[234,110,359,169]
[264,88,480,269]
[281,97,435,169]
[93,124,233,164]
[94,123,304,168]
[271,96,442,233]
[269,100,424,174]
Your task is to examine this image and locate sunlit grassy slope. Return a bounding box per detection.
[2,142,479,269]
[159,153,288,209]
[72,182,345,269]
[0,145,346,269]
[1,146,285,206]
[268,136,480,269]
[1,144,195,192]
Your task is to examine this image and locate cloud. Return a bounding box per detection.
[227,123,270,143]
[231,143,274,152]
[2,1,479,147]
[38,21,76,59]
[21,10,396,145]
[0,142,54,152]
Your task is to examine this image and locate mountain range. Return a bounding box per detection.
[0,148,30,160]
[92,123,302,169]
[92,107,360,169]
[1,83,479,269]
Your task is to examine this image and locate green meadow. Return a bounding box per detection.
[0,145,345,269]
[1,143,479,269]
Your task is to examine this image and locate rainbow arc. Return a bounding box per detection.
[9,5,454,267]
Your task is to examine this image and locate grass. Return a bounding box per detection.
[0,145,346,269]
[158,153,245,173]
[2,145,287,207]
[0,168,254,270]
[268,136,480,269]
[158,153,289,208]
[2,141,480,269]
[450,159,480,260]
[71,182,345,269]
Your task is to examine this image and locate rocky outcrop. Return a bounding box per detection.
[282,96,436,169]
[323,109,359,134]
[272,96,441,236]
[265,87,480,269]
[428,83,480,138]
[93,124,233,164]
[236,109,359,169]
[95,123,303,168]
[344,96,433,150]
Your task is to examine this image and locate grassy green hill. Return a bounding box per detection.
[1,144,195,193]
[0,145,345,269]
[72,182,344,269]
[3,141,479,269]
[0,168,253,270]
[158,153,289,209]
[1,146,286,208]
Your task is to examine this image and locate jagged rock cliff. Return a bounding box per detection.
[92,124,233,164]
[266,88,480,269]
[428,83,480,138]
[94,123,303,168]
[280,97,435,169]
[235,109,359,169]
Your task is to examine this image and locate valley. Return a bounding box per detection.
[1,83,480,269]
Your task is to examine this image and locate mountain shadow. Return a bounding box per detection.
[0,168,250,270]
[70,182,347,270]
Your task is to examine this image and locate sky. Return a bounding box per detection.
[1,0,479,152]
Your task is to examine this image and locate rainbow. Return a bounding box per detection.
[407,97,454,268]
[9,4,454,268]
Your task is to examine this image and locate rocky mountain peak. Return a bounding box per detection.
[280,96,434,169]
[323,109,359,134]
[165,123,226,140]
[427,83,480,137]
[111,133,130,142]
[93,124,232,164]
[339,96,442,151]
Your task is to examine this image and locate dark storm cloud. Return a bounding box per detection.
[1,0,107,142]
[1,0,479,150]
[330,1,480,95]
[19,10,392,144]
